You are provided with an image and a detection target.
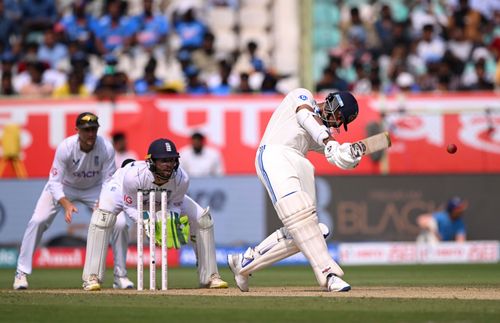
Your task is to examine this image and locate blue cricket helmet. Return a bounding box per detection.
[324,91,359,131]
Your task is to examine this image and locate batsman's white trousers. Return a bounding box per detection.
[255,145,316,205]
[16,183,128,276]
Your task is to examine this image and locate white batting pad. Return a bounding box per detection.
[195,208,218,286]
[275,191,344,287]
[239,226,296,276]
[239,223,330,276]
[82,209,117,283]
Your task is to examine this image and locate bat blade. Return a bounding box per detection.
[350,131,391,158]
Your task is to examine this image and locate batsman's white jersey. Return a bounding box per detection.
[256,88,325,204]
[16,134,118,275]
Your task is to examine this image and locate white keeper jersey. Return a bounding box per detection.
[107,160,146,190]
[122,162,189,221]
[259,88,324,156]
[47,134,116,201]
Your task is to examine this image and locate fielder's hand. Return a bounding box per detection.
[59,197,78,223]
[324,140,361,170]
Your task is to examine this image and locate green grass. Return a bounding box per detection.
[1,264,500,323]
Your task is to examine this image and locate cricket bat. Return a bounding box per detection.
[350,131,391,158]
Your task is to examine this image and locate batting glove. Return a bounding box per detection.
[324,141,361,170]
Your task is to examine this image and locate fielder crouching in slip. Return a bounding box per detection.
[82,138,228,291]
[228,89,362,292]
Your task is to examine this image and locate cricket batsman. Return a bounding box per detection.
[228,89,362,292]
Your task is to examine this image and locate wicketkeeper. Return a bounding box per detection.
[82,138,227,290]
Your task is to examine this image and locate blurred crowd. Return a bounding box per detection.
[315,0,500,94]
[0,0,279,98]
[0,0,499,99]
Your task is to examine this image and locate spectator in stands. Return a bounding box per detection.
[173,7,207,51]
[416,24,446,65]
[316,67,349,93]
[352,60,372,94]
[184,65,209,94]
[94,55,129,100]
[260,71,279,94]
[468,58,494,90]
[1,51,16,77]
[191,32,218,80]
[0,0,19,52]
[93,0,137,55]
[52,70,89,98]
[1,70,15,95]
[112,132,138,168]
[133,0,169,54]
[20,0,57,43]
[448,0,483,43]
[340,6,378,50]
[37,29,68,69]
[179,131,224,177]
[70,51,98,93]
[234,40,267,75]
[13,60,65,96]
[374,4,396,56]
[133,57,164,95]
[57,0,98,54]
[209,59,233,95]
[417,196,468,243]
[235,72,253,93]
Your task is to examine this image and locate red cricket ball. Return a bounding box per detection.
[447,143,457,154]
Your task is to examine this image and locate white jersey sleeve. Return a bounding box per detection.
[46,139,70,201]
[259,88,324,155]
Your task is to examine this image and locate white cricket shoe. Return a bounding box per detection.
[205,273,228,289]
[83,274,101,291]
[113,276,134,289]
[327,274,351,292]
[227,253,249,292]
[13,271,28,290]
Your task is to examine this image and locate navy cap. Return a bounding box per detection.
[446,196,468,213]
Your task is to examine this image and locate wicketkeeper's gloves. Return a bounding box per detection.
[143,211,190,249]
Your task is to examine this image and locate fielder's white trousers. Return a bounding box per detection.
[16,183,129,277]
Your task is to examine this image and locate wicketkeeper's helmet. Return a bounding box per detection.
[146,138,180,179]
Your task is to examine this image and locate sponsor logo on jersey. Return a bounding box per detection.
[72,170,100,178]
[298,95,308,101]
[124,195,132,205]
[72,159,80,165]
[51,168,58,176]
